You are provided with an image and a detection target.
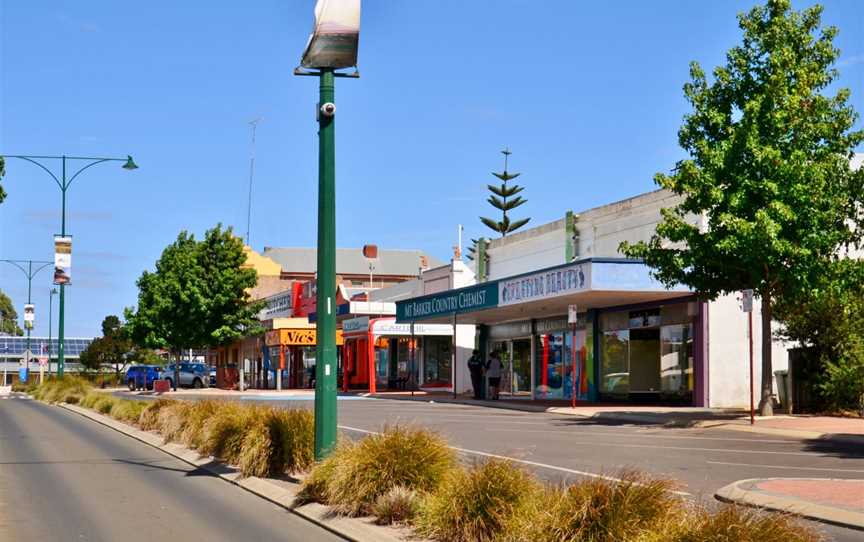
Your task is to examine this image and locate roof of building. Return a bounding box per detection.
[261,247,445,276]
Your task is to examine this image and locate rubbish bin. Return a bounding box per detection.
[774,370,790,413]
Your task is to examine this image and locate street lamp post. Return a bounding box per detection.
[48,288,58,376]
[0,154,138,378]
[0,259,53,379]
[295,0,361,459]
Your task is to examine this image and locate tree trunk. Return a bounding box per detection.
[758,294,774,416]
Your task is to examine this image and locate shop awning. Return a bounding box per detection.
[395,258,692,325]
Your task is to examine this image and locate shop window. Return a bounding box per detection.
[600,329,629,396]
[660,324,694,397]
[534,332,570,399]
[424,336,452,386]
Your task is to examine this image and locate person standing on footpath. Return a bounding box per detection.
[467,350,485,400]
[486,350,503,400]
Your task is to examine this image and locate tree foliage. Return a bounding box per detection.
[124,224,263,356]
[0,289,23,336]
[775,260,864,412]
[480,149,530,237]
[78,314,133,373]
[619,0,864,414]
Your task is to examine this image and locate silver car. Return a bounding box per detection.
[159,363,209,389]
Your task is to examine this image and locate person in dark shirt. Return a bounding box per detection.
[467,350,485,399]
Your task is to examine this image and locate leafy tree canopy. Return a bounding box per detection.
[0,289,23,336]
[620,0,864,415]
[125,224,263,355]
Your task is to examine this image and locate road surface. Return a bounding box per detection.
[0,395,342,542]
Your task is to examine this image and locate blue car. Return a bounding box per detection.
[126,365,161,391]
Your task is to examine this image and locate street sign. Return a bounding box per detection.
[741,289,753,313]
[39,357,47,367]
[568,304,579,324]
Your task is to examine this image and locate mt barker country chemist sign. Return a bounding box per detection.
[397,283,498,321]
[498,262,590,307]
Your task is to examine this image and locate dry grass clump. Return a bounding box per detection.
[669,503,824,542]
[156,401,193,442]
[270,407,315,474]
[109,399,147,423]
[296,443,351,506]
[323,426,455,516]
[32,376,91,403]
[180,401,221,449]
[138,398,176,430]
[371,486,422,525]
[198,402,260,464]
[238,419,274,478]
[511,470,681,542]
[416,458,541,542]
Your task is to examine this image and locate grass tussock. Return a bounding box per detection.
[180,401,221,449]
[138,398,176,430]
[371,486,421,525]
[156,401,194,443]
[324,426,455,516]
[416,458,541,542]
[198,402,260,464]
[31,376,91,403]
[296,443,350,506]
[668,503,824,542]
[511,470,680,542]
[110,400,147,423]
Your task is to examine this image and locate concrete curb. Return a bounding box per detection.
[715,478,864,531]
[56,403,409,542]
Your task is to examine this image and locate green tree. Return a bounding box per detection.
[776,260,864,412]
[480,149,530,237]
[620,0,864,415]
[124,224,262,380]
[78,315,133,379]
[0,290,23,336]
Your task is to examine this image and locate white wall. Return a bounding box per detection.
[707,293,789,408]
[486,220,566,280]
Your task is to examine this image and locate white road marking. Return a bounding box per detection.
[338,424,692,496]
[481,427,796,444]
[706,461,864,473]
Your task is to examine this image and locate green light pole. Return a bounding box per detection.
[48,288,58,373]
[0,154,138,377]
[0,259,53,374]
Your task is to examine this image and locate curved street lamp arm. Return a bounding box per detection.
[2,156,62,190]
[67,158,114,188]
[0,259,29,277]
[0,259,54,279]
[32,261,54,279]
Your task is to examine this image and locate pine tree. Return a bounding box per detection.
[480,149,530,237]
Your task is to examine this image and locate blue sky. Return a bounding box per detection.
[1,0,862,337]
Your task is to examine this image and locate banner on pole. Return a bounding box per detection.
[54,236,72,285]
[301,0,361,69]
[741,289,753,313]
[24,304,35,329]
[568,304,579,325]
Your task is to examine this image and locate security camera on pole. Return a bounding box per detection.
[294,0,361,460]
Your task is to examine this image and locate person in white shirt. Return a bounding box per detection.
[486,351,503,400]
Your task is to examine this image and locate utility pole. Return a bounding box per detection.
[245,118,261,246]
[48,288,57,377]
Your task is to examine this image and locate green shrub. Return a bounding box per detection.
[416,459,541,542]
[93,394,118,415]
[671,503,822,542]
[512,471,680,542]
[371,486,421,525]
[819,355,864,414]
[324,426,455,516]
[62,393,81,404]
[138,399,176,430]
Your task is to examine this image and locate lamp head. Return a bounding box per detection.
[122,155,138,170]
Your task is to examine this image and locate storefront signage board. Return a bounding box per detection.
[373,321,454,336]
[343,316,370,334]
[261,290,294,320]
[498,262,590,307]
[397,282,498,321]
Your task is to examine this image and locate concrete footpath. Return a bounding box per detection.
[716,478,864,530]
[56,401,409,542]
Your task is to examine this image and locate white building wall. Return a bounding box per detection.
[707,293,790,408]
[486,220,566,280]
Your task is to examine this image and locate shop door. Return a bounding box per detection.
[511,339,531,395]
[629,328,661,396]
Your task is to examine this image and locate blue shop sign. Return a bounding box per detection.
[396,282,498,322]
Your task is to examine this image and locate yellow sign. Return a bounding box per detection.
[266,328,344,346]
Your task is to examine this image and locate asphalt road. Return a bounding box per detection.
[0,396,343,542]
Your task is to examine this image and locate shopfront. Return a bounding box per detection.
[342,316,454,393]
[264,324,344,389]
[396,258,703,405]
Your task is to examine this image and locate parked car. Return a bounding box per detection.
[159,363,209,389]
[125,365,161,391]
